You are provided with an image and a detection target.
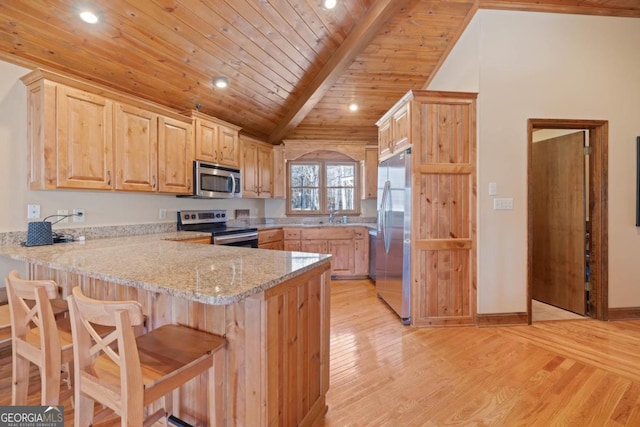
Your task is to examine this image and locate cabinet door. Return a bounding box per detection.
[158,116,194,194]
[328,239,355,277]
[56,85,113,190]
[272,145,286,199]
[241,140,259,197]
[257,144,272,198]
[194,118,219,164]
[218,126,240,167]
[354,237,369,277]
[114,103,158,192]
[283,241,301,251]
[300,240,328,255]
[392,103,410,152]
[378,119,392,159]
[362,147,378,199]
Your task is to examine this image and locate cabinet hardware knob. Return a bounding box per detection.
[152,175,156,189]
[107,170,111,186]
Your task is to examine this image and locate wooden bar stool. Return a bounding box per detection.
[68,286,226,427]
[5,270,73,405]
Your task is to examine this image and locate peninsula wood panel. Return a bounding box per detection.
[409,92,477,327]
[27,261,331,427]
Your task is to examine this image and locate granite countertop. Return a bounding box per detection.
[0,232,331,305]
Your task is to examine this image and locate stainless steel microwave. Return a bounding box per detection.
[188,161,242,198]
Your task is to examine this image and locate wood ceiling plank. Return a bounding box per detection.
[268,0,412,143]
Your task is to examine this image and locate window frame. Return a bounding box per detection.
[286,157,361,216]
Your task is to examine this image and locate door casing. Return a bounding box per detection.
[527,119,609,322]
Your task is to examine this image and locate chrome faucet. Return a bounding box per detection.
[328,209,336,224]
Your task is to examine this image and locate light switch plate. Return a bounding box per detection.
[488,182,497,196]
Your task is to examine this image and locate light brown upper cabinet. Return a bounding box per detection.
[191,111,240,167]
[56,85,114,190]
[22,69,194,195]
[241,136,272,198]
[361,145,378,199]
[114,103,157,192]
[157,116,194,194]
[376,102,409,162]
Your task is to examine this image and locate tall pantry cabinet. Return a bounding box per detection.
[377,90,477,327]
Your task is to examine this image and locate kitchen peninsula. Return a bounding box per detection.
[0,233,332,426]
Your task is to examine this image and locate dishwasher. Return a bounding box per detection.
[368,228,377,282]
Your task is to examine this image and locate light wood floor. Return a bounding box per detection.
[319,280,640,426]
[2,280,640,426]
[532,299,585,322]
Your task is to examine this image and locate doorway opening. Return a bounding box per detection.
[527,119,608,323]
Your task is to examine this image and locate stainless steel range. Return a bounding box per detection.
[177,210,258,248]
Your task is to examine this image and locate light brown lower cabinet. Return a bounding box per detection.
[285,227,369,279]
[258,228,284,250]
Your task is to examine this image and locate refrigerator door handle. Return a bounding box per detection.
[382,180,391,254]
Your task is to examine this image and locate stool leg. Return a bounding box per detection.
[74,391,96,427]
[12,353,30,405]
[41,345,62,405]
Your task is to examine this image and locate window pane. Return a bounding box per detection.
[291,164,319,187]
[327,188,355,211]
[291,188,320,211]
[326,164,355,187]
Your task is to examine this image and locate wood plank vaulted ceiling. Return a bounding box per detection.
[0,0,639,144]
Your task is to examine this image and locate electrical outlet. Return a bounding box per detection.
[73,209,85,222]
[159,208,167,220]
[493,198,513,210]
[57,209,69,223]
[27,204,40,219]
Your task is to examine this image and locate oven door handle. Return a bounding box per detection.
[213,232,258,245]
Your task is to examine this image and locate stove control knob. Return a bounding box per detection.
[215,213,221,218]
[221,213,226,218]
[190,214,196,219]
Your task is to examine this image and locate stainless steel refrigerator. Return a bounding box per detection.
[376,148,411,324]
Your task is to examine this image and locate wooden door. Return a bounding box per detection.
[56,85,113,189]
[157,116,193,194]
[114,103,158,192]
[532,132,586,314]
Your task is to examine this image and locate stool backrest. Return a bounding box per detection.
[68,286,145,413]
[5,270,60,353]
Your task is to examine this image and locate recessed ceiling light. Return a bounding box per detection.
[213,76,230,89]
[348,103,358,112]
[79,10,99,24]
[324,0,337,10]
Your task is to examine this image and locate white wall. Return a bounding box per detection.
[0,61,268,233]
[429,10,640,312]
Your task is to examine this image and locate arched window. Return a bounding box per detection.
[287,151,361,216]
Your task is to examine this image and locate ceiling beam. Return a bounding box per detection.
[268,0,411,144]
[479,0,640,18]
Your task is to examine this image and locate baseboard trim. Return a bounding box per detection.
[476,312,528,327]
[607,307,640,321]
